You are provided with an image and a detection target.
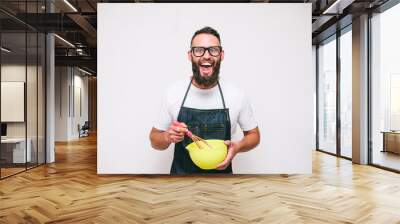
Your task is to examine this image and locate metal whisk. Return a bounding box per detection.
[185,130,212,149]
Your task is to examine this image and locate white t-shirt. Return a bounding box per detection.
[154,77,257,135]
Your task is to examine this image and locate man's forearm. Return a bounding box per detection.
[150,128,171,150]
[237,127,260,153]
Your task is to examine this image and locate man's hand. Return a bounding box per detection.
[166,121,188,143]
[215,127,260,169]
[149,121,189,150]
[216,140,240,170]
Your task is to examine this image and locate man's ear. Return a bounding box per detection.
[220,50,225,61]
[188,51,192,61]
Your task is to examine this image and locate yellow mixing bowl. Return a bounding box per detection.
[186,139,228,170]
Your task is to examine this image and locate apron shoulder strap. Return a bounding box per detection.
[180,78,193,108]
[217,82,226,109]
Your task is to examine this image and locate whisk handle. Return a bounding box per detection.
[185,130,193,138]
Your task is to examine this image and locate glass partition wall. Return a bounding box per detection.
[316,26,353,159]
[317,35,337,155]
[339,28,352,159]
[0,2,46,179]
[370,3,400,172]
[0,31,27,177]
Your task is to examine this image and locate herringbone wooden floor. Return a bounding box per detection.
[1,134,400,224]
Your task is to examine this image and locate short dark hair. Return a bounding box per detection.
[190,26,221,47]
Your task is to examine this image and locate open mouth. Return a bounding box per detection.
[199,62,213,76]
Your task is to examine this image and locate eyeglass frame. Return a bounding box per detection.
[190,46,223,57]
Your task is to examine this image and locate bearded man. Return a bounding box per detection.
[149,26,260,174]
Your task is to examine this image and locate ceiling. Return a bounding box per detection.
[0,0,393,74]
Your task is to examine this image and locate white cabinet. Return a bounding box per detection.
[1,138,32,163]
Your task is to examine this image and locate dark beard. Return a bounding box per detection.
[192,60,220,88]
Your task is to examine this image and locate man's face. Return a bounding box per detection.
[188,33,224,87]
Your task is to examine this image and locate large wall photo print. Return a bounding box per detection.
[98,3,313,174]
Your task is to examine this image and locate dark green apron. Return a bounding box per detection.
[170,79,232,174]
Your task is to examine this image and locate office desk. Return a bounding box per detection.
[1,138,32,163]
[381,131,400,154]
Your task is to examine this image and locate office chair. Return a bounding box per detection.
[79,121,90,138]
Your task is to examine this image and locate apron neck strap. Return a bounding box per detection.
[217,82,227,109]
[181,78,226,109]
[180,78,193,108]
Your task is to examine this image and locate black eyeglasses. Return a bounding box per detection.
[190,46,223,57]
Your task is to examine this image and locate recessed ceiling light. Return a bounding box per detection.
[54,34,75,48]
[1,47,11,53]
[322,0,354,15]
[78,67,93,76]
[63,0,78,12]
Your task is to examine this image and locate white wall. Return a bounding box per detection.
[72,72,89,138]
[55,67,69,141]
[98,3,313,174]
[55,67,89,141]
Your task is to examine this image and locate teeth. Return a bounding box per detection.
[200,63,212,67]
